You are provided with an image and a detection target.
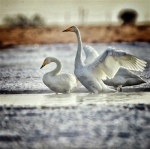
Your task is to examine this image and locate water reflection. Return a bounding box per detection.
[0,92,150,107]
[44,94,77,107]
[42,92,150,107]
[77,92,150,104]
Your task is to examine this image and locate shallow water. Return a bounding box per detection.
[0,92,150,107]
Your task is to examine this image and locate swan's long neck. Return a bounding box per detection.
[49,58,62,76]
[75,28,84,68]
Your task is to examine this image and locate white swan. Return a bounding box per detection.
[83,45,146,91]
[40,57,78,94]
[63,26,147,94]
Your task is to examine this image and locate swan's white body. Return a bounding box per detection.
[41,57,78,94]
[63,26,147,94]
[83,45,146,90]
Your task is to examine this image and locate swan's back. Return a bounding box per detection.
[103,68,146,88]
[43,73,78,93]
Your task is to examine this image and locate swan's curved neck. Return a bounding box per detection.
[75,28,84,68]
[48,58,62,76]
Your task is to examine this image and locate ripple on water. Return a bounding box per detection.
[0,104,150,149]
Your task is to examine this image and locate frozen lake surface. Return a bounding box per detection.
[0,43,150,149]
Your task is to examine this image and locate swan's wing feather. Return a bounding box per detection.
[83,45,99,65]
[88,48,147,80]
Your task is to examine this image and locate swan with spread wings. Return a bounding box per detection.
[83,45,146,91]
[63,26,147,94]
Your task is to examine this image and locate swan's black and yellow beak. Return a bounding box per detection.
[40,61,47,69]
[63,27,71,32]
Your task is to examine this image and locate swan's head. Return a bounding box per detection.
[40,57,52,69]
[63,26,78,32]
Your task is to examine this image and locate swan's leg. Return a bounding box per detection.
[89,83,102,94]
[117,85,123,92]
[86,86,98,94]
[66,90,71,94]
[98,79,116,92]
[92,89,99,94]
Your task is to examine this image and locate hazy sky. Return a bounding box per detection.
[0,0,149,25]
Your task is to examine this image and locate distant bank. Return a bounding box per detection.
[0,25,150,49]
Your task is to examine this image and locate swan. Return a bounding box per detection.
[83,45,146,91]
[63,26,147,94]
[40,57,78,94]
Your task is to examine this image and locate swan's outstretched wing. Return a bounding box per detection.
[88,47,147,80]
[83,45,99,65]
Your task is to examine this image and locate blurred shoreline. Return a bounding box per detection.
[0,25,150,49]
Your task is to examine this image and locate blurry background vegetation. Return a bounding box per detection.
[2,9,141,27]
[0,0,149,27]
[3,14,45,27]
[0,0,149,46]
[118,9,138,26]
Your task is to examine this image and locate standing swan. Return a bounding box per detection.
[40,57,78,94]
[63,26,147,94]
[83,45,146,91]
